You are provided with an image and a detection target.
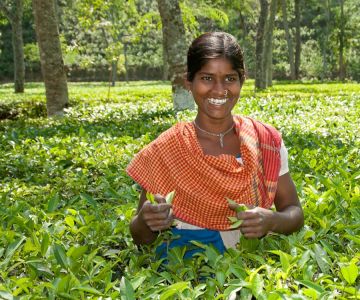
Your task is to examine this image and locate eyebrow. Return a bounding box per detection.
[198,72,239,76]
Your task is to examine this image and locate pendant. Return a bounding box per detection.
[220,134,224,148]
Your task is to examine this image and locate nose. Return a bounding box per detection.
[212,80,226,98]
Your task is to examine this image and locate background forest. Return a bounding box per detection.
[1,0,360,85]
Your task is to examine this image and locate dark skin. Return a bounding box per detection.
[129,57,304,245]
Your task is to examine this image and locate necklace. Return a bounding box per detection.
[193,120,235,148]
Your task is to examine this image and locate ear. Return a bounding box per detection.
[183,72,192,91]
[185,80,192,92]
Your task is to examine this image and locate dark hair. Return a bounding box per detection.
[187,32,245,85]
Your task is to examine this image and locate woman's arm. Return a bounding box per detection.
[130,189,173,245]
[229,172,304,238]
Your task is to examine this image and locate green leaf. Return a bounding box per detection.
[120,277,135,300]
[215,270,226,286]
[0,290,14,300]
[160,282,189,300]
[341,262,358,285]
[53,244,69,269]
[295,280,325,294]
[229,219,243,229]
[80,193,98,207]
[0,236,26,269]
[313,243,331,274]
[250,273,264,298]
[226,198,248,212]
[268,250,291,272]
[146,191,156,204]
[65,216,75,228]
[71,285,103,295]
[344,234,360,245]
[165,190,175,204]
[47,193,60,212]
[41,231,50,256]
[68,245,88,260]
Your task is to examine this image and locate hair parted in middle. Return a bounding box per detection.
[187,32,246,85]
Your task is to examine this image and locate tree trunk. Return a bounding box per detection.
[339,0,345,81]
[124,42,129,82]
[32,0,69,117]
[255,0,268,90]
[281,0,295,80]
[294,0,301,80]
[157,0,193,110]
[0,0,25,93]
[264,0,277,87]
[162,37,169,80]
[321,0,331,80]
[12,0,25,93]
[111,61,117,86]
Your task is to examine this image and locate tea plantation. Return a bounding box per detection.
[0,81,359,299]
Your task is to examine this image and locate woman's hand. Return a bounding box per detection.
[138,194,173,232]
[227,173,304,239]
[229,203,274,238]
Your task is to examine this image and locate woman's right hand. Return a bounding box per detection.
[138,194,173,232]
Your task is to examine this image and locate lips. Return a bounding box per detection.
[208,98,227,106]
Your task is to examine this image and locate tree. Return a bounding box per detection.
[32,0,68,117]
[294,0,301,79]
[338,0,345,81]
[255,0,268,89]
[281,0,295,80]
[0,0,25,93]
[263,0,277,87]
[157,0,194,110]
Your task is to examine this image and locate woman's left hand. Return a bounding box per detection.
[229,204,274,238]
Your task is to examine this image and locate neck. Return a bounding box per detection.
[194,115,234,133]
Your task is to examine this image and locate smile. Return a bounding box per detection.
[208,98,227,105]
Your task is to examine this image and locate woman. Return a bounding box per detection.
[127,32,304,258]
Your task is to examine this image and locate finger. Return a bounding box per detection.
[154,194,166,204]
[228,203,239,211]
[242,232,262,239]
[240,216,264,227]
[147,215,174,231]
[236,210,259,220]
[148,203,172,213]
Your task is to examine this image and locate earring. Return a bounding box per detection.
[188,90,192,95]
[224,90,228,97]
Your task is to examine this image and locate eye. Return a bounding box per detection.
[225,76,237,82]
[201,76,212,81]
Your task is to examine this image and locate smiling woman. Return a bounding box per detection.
[127,32,304,259]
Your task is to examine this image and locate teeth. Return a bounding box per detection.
[208,98,227,105]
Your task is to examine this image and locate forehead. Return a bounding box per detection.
[197,57,237,75]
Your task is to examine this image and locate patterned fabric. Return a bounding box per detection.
[126,116,281,231]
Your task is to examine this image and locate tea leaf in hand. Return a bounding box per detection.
[165,190,175,204]
[146,191,156,204]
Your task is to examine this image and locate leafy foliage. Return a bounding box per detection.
[0,81,359,298]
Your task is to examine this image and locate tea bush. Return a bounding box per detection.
[0,81,359,299]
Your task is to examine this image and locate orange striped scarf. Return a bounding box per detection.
[126,116,281,230]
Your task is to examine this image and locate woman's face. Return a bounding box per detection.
[187,57,242,121]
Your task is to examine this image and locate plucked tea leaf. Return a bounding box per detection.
[165,190,175,204]
[146,191,156,204]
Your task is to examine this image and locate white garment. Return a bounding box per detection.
[236,140,289,176]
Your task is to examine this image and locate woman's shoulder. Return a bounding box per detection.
[235,115,282,148]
